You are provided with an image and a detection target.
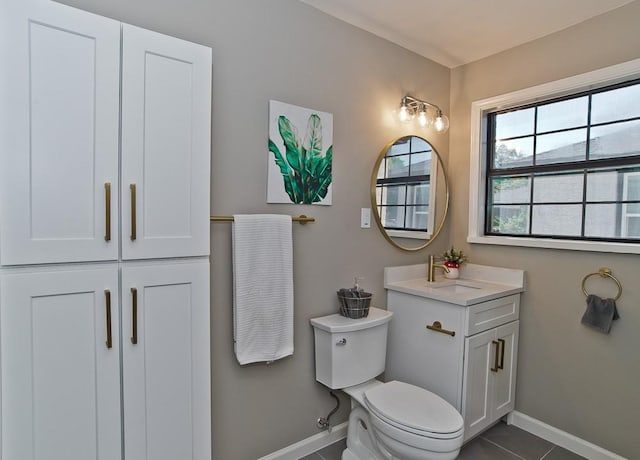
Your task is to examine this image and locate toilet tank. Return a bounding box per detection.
[310,307,393,389]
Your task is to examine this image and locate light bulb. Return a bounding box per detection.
[433,112,450,133]
[398,98,413,122]
[399,105,412,122]
[417,105,428,127]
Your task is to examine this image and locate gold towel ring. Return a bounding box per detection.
[581,267,622,300]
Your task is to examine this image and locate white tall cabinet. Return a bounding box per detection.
[0,1,212,460]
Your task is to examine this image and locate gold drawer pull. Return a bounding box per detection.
[130,183,137,241]
[104,183,111,242]
[491,340,500,372]
[105,290,113,349]
[426,321,455,337]
[498,338,506,370]
[131,287,138,344]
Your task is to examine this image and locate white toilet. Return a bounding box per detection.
[310,307,464,460]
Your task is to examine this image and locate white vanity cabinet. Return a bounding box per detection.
[462,319,519,440]
[384,264,524,442]
[0,0,212,265]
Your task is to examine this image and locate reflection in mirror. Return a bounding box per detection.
[371,135,449,251]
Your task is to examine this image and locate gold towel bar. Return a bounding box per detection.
[581,267,622,300]
[210,214,315,225]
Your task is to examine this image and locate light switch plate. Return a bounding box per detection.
[361,208,371,228]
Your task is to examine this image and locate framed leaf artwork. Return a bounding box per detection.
[268,100,333,205]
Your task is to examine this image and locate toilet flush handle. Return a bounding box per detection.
[336,338,347,346]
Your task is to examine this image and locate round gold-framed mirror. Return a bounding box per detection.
[370,135,449,251]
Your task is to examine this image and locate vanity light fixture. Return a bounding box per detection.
[398,95,449,133]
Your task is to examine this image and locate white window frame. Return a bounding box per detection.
[622,172,640,238]
[468,58,640,254]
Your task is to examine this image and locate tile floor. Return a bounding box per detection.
[300,421,586,460]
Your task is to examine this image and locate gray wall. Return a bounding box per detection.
[449,2,640,458]
[57,0,451,458]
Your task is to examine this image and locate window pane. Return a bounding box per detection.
[625,173,640,199]
[381,206,404,228]
[406,206,428,230]
[491,176,530,204]
[586,170,619,202]
[532,204,582,236]
[495,108,534,139]
[537,97,588,133]
[589,120,640,159]
[592,83,640,124]
[625,216,640,237]
[533,173,583,203]
[490,205,529,234]
[388,138,410,156]
[535,129,587,164]
[407,183,429,205]
[625,203,640,213]
[494,138,534,168]
[386,156,409,178]
[585,204,618,238]
[411,137,432,153]
[410,151,431,176]
[380,185,405,206]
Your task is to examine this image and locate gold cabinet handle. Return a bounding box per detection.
[426,321,456,337]
[104,183,111,242]
[130,184,137,241]
[491,340,500,372]
[105,290,113,349]
[498,338,506,370]
[131,287,138,344]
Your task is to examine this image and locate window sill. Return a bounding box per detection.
[467,234,640,254]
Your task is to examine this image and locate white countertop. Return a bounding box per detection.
[384,263,525,306]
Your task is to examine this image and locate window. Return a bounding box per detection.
[468,59,640,253]
[375,136,436,239]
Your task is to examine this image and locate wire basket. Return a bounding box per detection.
[337,292,372,319]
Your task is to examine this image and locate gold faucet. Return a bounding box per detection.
[427,254,450,282]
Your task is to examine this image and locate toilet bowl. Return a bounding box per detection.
[342,379,463,460]
[310,308,464,460]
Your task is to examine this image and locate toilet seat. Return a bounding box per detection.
[364,381,464,440]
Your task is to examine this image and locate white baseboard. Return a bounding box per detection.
[507,411,627,460]
[258,422,348,460]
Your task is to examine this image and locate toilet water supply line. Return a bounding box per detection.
[317,390,340,432]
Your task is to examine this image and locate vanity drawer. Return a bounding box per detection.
[465,294,519,335]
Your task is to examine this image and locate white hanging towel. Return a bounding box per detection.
[232,214,294,365]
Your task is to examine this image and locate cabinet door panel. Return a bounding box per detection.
[0,266,121,460]
[122,260,211,460]
[0,1,120,265]
[493,321,519,418]
[462,329,494,441]
[387,292,465,410]
[121,25,211,260]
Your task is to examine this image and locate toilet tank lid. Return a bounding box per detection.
[310,307,392,333]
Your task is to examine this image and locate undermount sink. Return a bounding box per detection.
[427,280,483,294]
[383,263,525,306]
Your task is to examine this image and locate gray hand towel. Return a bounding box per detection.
[581,294,620,334]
